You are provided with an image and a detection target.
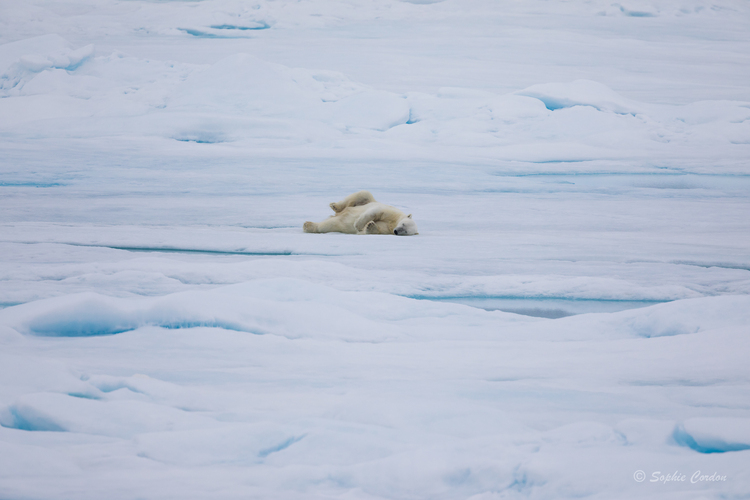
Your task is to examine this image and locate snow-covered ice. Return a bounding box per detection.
[1,0,750,498]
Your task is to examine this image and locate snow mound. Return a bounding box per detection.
[618,296,750,337]
[614,419,676,446]
[0,292,261,338]
[168,54,320,117]
[538,295,750,341]
[543,421,626,446]
[165,53,408,137]
[136,424,306,466]
[673,418,750,453]
[0,34,93,95]
[516,80,642,115]
[0,392,212,438]
[327,90,410,131]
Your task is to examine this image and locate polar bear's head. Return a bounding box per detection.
[394,215,418,236]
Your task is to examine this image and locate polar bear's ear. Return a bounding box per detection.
[407,214,412,218]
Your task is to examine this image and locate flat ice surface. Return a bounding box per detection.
[1,1,750,499]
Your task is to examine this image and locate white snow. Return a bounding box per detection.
[1,0,750,498]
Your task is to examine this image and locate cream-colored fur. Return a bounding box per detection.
[303,191,418,236]
[329,190,375,214]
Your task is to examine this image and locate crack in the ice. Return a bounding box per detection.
[628,378,727,387]
[108,246,295,256]
[209,23,270,31]
[406,295,667,318]
[8,241,344,257]
[258,435,305,458]
[671,261,750,272]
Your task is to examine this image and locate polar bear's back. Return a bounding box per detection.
[336,201,406,233]
[338,201,399,215]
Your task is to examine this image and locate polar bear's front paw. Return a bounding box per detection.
[364,220,378,234]
[329,202,342,213]
[303,221,317,233]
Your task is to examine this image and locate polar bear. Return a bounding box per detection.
[303,191,418,236]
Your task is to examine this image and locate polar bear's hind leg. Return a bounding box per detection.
[330,190,375,213]
[306,215,356,234]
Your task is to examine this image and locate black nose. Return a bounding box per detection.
[394,230,398,235]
